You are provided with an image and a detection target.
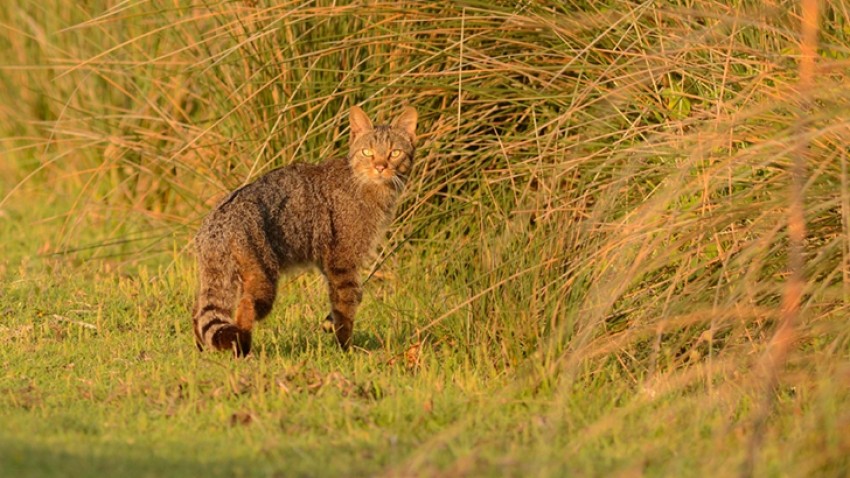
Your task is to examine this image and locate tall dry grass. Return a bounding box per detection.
[2,0,849,472]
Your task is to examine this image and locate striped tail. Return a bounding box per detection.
[193,302,252,357]
[192,253,251,356]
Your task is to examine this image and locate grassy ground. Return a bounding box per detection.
[0,196,625,477]
[2,0,850,476]
[2,167,848,477]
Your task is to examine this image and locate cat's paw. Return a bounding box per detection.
[322,314,352,351]
[211,324,252,357]
[322,315,335,333]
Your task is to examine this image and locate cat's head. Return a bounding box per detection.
[348,106,417,189]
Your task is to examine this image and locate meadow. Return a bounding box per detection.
[1,0,849,476]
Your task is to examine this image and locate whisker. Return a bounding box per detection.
[391,175,405,192]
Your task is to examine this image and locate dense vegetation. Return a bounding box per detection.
[1,1,848,476]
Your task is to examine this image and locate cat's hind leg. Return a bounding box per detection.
[231,252,278,356]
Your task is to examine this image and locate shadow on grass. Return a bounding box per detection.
[0,439,249,478]
[255,322,386,358]
[0,433,394,478]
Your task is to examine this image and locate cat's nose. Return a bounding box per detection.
[374,162,387,173]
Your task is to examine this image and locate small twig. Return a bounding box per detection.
[457,7,465,139]
[52,314,97,331]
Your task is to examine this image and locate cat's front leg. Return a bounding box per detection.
[323,263,362,350]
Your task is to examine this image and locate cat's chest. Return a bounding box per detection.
[332,194,394,253]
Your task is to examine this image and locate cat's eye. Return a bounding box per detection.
[362,149,373,157]
[390,149,402,158]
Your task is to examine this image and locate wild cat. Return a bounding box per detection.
[192,106,417,356]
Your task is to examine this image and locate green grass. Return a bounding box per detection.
[2,0,850,476]
[1,187,847,476]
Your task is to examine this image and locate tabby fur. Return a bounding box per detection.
[192,106,417,355]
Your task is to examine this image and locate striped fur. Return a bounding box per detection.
[193,106,417,355]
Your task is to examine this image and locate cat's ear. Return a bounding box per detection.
[391,107,418,141]
[349,106,373,143]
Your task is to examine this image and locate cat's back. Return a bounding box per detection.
[195,158,350,256]
[235,158,351,213]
